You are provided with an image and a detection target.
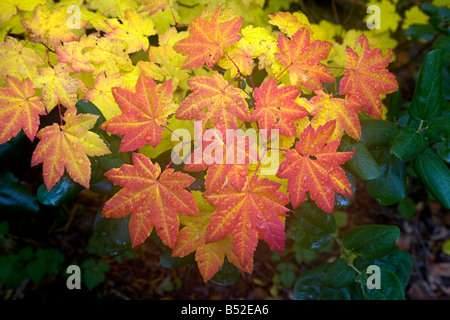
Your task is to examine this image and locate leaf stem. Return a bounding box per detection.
[57,103,63,127]
[275,64,291,81]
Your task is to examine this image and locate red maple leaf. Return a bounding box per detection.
[102,153,199,248]
[275,26,334,90]
[100,74,175,152]
[339,33,398,119]
[184,129,258,193]
[204,175,289,268]
[172,191,251,282]
[175,72,251,131]
[173,6,242,69]
[276,121,355,214]
[251,77,308,137]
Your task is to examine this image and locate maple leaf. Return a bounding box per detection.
[21,5,82,47]
[83,72,123,121]
[217,40,255,77]
[276,121,355,214]
[175,72,250,131]
[0,36,44,83]
[105,9,156,54]
[0,0,46,24]
[298,90,362,141]
[339,33,398,119]
[275,26,334,90]
[84,36,134,76]
[251,77,308,137]
[55,37,96,73]
[140,0,171,16]
[102,153,199,248]
[100,74,176,152]
[33,63,86,112]
[0,76,46,144]
[31,109,111,190]
[204,175,289,268]
[184,130,258,193]
[172,191,250,282]
[173,6,242,69]
[268,11,328,40]
[139,27,190,87]
[87,0,138,19]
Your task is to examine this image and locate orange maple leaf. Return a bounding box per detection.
[251,77,308,137]
[276,121,355,214]
[275,26,334,90]
[339,33,398,119]
[31,109,111,190]
[173,6,242,69]
[100,74,176,152]
[175,72,250,131]
[204,175,289,268]
[184,130,258,193]
[102,153,199,248]
[172,191,251,282]
[0,76,46,144]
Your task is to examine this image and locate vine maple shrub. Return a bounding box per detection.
[0,3,400,283]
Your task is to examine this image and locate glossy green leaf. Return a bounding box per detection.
[432,36,450,60]
[397,197,416,220]
[90,211,132,256]
[425,115,450,141]
[160,248,195,269]
[413,148,450,208]
[366,148,407,205]
[404,24,438,40]
[323,258,357,289]
[293,202,337,251]
[356,265,405,300]
[409,50,443,120]
[294,263,352,300]
[0,131,26,166]
[37,174,83,206]
[339,136,381,181]
[390,126,428,162]
[211,258,241,286]
[0,172,39,213]
[354,249,413,288]
[387,90,402,118]
[343,225,400,259]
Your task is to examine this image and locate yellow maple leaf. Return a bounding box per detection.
[0,36,43,84]
[84,36,134,76]
[83,72,123,121]
[105,9,156,54]
[402,6,430,30]
[0,0,47,23]
[364,0,401,33]
[31,108,110,190]
[269,11,328,41]
[86,0,138,19]
[34,63,86,112]
[139,27,190,88]
[21,5,83,47]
